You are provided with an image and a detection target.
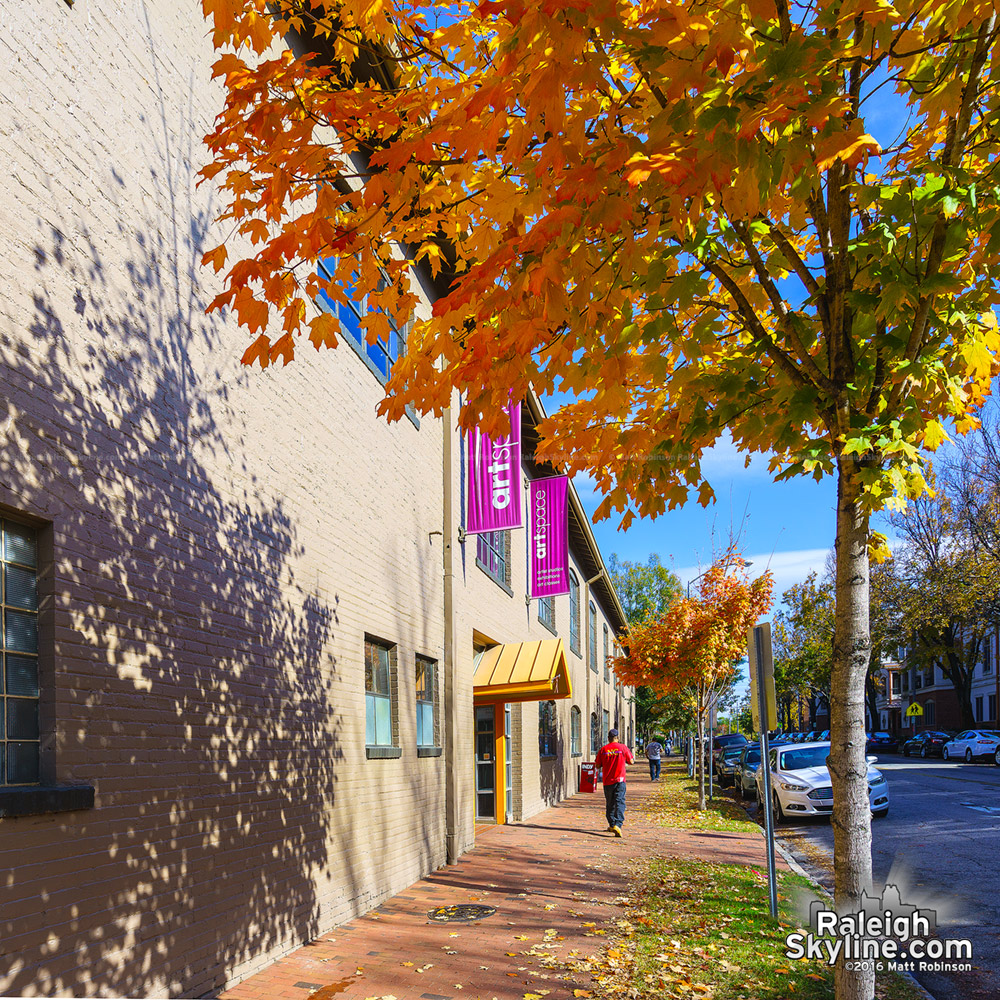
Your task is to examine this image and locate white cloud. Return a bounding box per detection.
[675,547,832,600]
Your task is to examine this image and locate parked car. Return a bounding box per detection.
[711,733,749,773]
[866,732,898,753]
[901,731,953,758]
[734,745,762,800]
[756,741,890,823]
[943,730,1000,761]
[716,747,746,787]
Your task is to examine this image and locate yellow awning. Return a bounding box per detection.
[473,639,572,705]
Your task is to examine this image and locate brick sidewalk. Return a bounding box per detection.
[219,762,784,1000]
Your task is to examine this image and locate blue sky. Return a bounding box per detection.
[571,434,839,603]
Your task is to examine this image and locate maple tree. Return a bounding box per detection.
[201,2,1000,996]
[614,553,773,809]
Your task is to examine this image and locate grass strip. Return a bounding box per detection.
[616,856,926,999]
[642,759,762,833]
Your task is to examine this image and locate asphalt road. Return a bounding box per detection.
[743,754,1000,1000]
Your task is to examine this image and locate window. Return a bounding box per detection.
[416,655,438,750]
[539,701,557,758]
[589,602,597,673]
[570,706,582,757]
[985,646,993,675]
[990,694,997,724]
[538,595,555,632]
[925,701,935,725]
[976,696,984,723]
[924,668,933,687]
[316,258,406,380]
[591,711,600,755]
[569,572,580,654]
[365,638,399,756]
[2,519,39,785]
[602,709,610,745]
[476,530,511,590]
[890,672,900,695]
[603,623,610,683]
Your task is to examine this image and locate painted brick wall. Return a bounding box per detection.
[0,3,446,996]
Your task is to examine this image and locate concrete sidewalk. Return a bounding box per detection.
[219,762,784,1000]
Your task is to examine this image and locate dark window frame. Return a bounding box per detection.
[538,700,557,758]
[476,530,513,594]
[568,571,581,655]
[570,706,582,757]
[365,637,401,758]
[0,513,94,818]
[416,654,441,753]
[588,601,597,673]
[537,595,556,634]
[315,255,420,428]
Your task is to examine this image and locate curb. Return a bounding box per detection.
[741,802,939,1000]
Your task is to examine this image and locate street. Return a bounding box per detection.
[741,754,1000,1000]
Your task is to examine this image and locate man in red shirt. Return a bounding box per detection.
[595,729,635,837]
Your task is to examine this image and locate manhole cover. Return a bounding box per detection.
[427,904,497,923]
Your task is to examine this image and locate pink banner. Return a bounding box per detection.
[466,401,523,534]
[529,475,570,598]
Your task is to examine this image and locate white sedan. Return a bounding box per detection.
[756,741,889,824]
[942,730,1000,762]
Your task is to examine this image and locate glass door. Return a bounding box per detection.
[475,705,496,822]
[504,704,512,823]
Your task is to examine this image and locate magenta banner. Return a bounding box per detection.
[466,401,523,534]
[529,475,570,598]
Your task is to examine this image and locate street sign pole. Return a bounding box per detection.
[751,623,779,919]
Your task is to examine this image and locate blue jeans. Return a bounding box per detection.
[604,782,627,828]
[648,757,661,781]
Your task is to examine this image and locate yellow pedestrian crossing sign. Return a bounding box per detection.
[905,702,924,717]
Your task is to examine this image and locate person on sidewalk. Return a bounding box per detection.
[645,735,664,781]
[595,728,634,837]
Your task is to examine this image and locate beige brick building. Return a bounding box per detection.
[0,3,632,997]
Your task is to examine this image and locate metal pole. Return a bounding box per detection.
[708,696,714,802]
[755,628,778,919]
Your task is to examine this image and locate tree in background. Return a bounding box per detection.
[634,688,695,743]
[615,553,772,808]
[887,487,1000,728]
[607,554,682,623]
[773,572,834,723]
[775,564,898,732]
[608,553,683,741]
[203,5,1000,996]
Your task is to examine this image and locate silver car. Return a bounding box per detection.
[734,744,762,800]
[756,741,889,824]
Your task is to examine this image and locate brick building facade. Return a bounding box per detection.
[0,4,632,996]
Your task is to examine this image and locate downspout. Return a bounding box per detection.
[443,404,461,864]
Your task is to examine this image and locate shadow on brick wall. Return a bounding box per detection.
[0,108,354,1000]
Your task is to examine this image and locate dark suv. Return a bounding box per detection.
[711,733,749,773]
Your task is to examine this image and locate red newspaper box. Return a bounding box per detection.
[579,762,597,793]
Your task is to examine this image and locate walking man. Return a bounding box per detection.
[595,728,634,837]
[645,735,664,781]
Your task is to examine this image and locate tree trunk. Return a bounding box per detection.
[944,650,977,728]
[865,671,880,732]
[696,683,706,810]
[830,457,875,1000]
